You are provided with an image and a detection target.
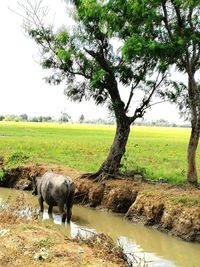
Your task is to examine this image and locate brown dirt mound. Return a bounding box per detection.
[0,211,127,267]
[102,186,137,213]
[125,194,165,225]
[161,205,200,242]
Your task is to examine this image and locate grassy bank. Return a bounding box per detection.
[0,121,199,183]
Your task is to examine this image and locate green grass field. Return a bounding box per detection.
[0,122,199,183]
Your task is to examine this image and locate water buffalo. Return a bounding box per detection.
[32,171,75,223]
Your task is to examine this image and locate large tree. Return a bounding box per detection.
[21,0,166,181]
[107,0,200,184]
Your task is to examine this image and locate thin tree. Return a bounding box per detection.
[79,114,85,123]
[19,0,166,181]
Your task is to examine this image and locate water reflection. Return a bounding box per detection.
[1,188,200,267]
[42,208,176,267]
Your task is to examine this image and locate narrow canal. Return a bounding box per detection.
[0,188,200,267]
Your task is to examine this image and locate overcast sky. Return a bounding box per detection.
[0,0,188,123]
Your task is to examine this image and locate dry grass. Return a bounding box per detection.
[0,195,127,267]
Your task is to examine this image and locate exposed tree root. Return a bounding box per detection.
[79,172,100,179]
[79,171,116,183]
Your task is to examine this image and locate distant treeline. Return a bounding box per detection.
[0,114,53,122]
[0,113,71,123]
[135,119,190,128]
[0,114,190,127]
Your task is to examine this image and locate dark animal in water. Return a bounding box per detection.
[32,171,75,223]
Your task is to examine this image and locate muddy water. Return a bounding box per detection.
[1,188,200,267]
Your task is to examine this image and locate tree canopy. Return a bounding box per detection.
[21,0,168,180]
[100,0,200,183]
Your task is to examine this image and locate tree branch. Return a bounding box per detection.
[129,73,166,123]
[143,100,168,110]
[84,47,112,74]
[83,47,125,108]
[161,0,174,41]
[188,7,195,33]
[125,63,148,113]
[172,1,184,37]
[125,82,139,113]
[188,7,197,70]
[65,68,91,79]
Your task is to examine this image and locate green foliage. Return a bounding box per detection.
[169,195,200,206]
[91,69,106,88]
[28,28,53,45]
[122,34,145,58]
[38,238,53,248]
[56,49,71,61]
[113,0,200,115]
[0,116,5,121]
[26,0,162,110]
[56,31,68,44]
[0,169,5,182]
[42,59,54,69]
[6,152,30,168]
[120,153,149,178]
[4,115,20,122]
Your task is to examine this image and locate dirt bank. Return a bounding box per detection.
[0,209,126,267]
[1,163,200,242]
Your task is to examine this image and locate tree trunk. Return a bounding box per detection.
[187,72,200,184]
[187,125,199,184]
[89,117,131,181]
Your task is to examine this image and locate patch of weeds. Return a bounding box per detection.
[142,190,157,197]
[0,168,5,182]
[38,238,53,248]
[6,152,29,168]
[21,225,37,231]
[0,152,30,182]
[76,232,125,262]
[120,153,149,178]
[168,196,200,207]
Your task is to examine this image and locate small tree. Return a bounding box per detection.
[0,116,5,121]
[30,117,38,122]
[4,114,20,122]
[60,112,71,123]
[20,114,28,121]
[79,114,85,123]
[21,0,166,181]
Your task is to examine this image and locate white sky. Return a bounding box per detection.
[0,0,188,123]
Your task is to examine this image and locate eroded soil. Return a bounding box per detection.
[1,163,200,242]
[0,209,126,267]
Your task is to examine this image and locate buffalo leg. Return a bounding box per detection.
[48,205,53,214]
[38,196,44,213]
[66,185,75,223]
[58,205,66,223]
[67,208,72,224]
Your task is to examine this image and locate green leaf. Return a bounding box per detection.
[177,38,184,46]
[56,31,68,44]
[56,49,70,61]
